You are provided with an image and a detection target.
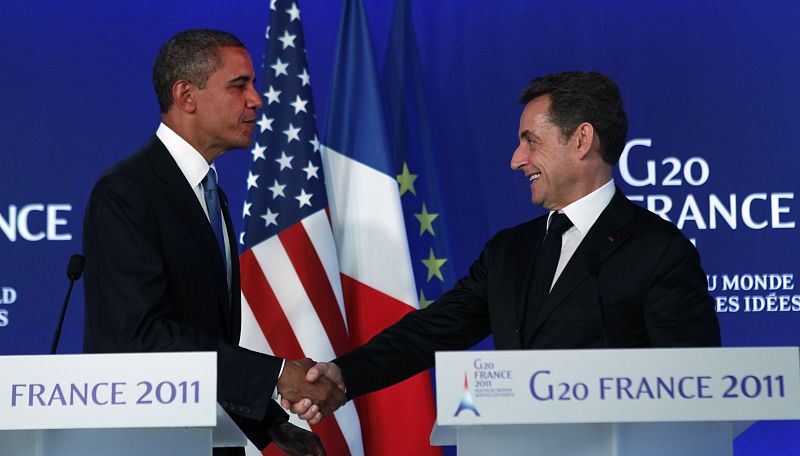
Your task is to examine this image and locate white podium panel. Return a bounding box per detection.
[432,347,800,455]
[0,352,246,456]
[432,422,737,456]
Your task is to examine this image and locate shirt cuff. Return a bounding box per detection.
[271,359,285,401]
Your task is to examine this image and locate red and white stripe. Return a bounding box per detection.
[240,208,364,456]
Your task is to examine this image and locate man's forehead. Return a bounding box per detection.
[218,46,251,63]
[213,47,255,77]
[524,94,551,114]
[520,97,554,128]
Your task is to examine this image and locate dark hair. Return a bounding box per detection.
[153,29,246,113]
[519,71,627,165]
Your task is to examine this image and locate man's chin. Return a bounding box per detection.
[233,138,254,151]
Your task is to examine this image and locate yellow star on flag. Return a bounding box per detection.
[419,289,434,308]
[414,203,439,236]
[421,248,447,282]
[396,162,418,196]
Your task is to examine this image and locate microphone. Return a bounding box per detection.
[51,254,85,354]
[587,251,609,348]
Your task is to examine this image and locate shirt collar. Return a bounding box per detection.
[156,122,212,189]
[551,179,615,234]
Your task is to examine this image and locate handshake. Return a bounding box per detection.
[276,358,345,425]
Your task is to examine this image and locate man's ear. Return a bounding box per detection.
[573,122,596,160]
[171,80,196,113]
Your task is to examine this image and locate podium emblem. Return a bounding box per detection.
[454,372,480,417]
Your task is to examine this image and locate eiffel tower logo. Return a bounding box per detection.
[454,372,480,416]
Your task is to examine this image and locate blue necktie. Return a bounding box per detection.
[202,168,226,263]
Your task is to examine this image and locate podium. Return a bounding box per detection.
[0,352,246,456]
[431,347,800,456]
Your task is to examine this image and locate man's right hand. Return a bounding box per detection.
[281,362,345,425]
[276,358,345,419]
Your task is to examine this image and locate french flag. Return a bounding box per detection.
[321,0,440,454]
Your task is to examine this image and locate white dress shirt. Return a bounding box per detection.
[549,179,616,290]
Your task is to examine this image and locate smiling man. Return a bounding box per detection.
[82,30,338,456]
[287,71,721,425]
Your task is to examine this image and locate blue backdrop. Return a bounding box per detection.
[1,1,797,453]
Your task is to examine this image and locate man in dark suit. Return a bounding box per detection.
[82,29,340,455]
[287,71,721,424]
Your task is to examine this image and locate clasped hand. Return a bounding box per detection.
[279,360,344,425]
[277,358,345,421]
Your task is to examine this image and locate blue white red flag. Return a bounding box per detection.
[321,0,441,454]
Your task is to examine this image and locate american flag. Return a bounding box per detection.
[239,1,363,455]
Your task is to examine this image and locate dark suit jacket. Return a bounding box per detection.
[83,137,285,450]
[335,189,721,398]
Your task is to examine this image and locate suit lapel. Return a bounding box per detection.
[526,190,636,345]
[145,137,232,327]
[511,217,547,348]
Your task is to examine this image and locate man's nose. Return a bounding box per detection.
[510,145,526,170]
[247,85,262,109]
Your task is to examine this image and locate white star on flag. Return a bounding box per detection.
[260,208,279,227]
[309,134,320,152]
[251,142,266,162]
[278,30,297,49]
[275,151,294,170]
[270,58,289,77]
[290,95,308,114]
[263,85,281,104]
[257,114,274,132]
[298,68,310,86]
[295,189,312,208]
[302,161,319,180]
[246,171,259,189]
[283,123,301,142]
[286,3,301,21]
[268,180,286,199]
[242,201,252,217]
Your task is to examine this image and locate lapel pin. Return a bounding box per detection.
[608,235,615,242]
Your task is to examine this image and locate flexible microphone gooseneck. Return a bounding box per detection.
[587,251,609,348]
[50,254,85,354]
